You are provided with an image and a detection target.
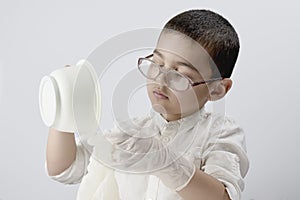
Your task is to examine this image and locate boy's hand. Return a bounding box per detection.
[39,60,100,134]
[95,124,196,191]
[39,64,78,132]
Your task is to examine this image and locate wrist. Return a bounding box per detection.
[153,152,196,191]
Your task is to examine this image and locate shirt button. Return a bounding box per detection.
[161,136,170,143]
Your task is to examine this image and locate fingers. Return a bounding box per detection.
[104,130,129,144]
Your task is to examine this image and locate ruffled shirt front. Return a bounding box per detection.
[48,107,249,200]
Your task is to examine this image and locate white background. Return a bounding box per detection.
[0,0,299,199]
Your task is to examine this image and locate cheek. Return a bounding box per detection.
[147,87,152,101]
[146,82,160,105]
[146,81,154,96]
[194,87,210,108]
[173,90,198,105]
[173,87,208,110]
[195,86,209,101]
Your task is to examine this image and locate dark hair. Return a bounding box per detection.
[163,9,240,78]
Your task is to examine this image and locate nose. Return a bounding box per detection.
[155,70,168,86]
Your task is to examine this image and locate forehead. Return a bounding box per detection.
[155,30,213,78]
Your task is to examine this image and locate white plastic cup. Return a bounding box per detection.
[39,60,101,133]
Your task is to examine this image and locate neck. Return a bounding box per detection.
[161,113,181,122]
[161,109,201,122]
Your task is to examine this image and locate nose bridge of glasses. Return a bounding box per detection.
[155,67,168,85]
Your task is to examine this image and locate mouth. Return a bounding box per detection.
[153,90,168,99]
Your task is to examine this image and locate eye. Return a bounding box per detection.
[183,75,195,82]
[177,69,193,79]
[154,61,164,66]
[153,61,164,68]
[185,74,193,79]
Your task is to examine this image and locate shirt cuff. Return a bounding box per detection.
[45,144,90,184]
[175,164,196,192]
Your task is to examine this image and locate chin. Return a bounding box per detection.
[152,104,168,114]
[151,102,181,116]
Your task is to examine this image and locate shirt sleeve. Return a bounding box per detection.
[201,115,250,200]
[46,138,92,185]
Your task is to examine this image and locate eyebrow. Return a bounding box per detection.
[153,49,199,73]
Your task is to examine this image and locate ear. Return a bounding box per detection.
[208,78,232,101]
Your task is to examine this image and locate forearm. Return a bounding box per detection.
[46,128,76,176]
[178,168,230,200]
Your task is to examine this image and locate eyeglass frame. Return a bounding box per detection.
[137,54,223,91]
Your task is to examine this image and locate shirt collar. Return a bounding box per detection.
[150,106,209,134]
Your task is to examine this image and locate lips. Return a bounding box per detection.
[153,90,168,99]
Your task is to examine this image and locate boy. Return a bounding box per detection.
[46,9,249,200]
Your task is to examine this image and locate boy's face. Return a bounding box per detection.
[147,31,214,121]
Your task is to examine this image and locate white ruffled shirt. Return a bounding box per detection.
[48,107,249,200]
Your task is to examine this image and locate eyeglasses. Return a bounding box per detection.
[137,54,222,91]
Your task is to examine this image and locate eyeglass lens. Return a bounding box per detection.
[139,59,190,91]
